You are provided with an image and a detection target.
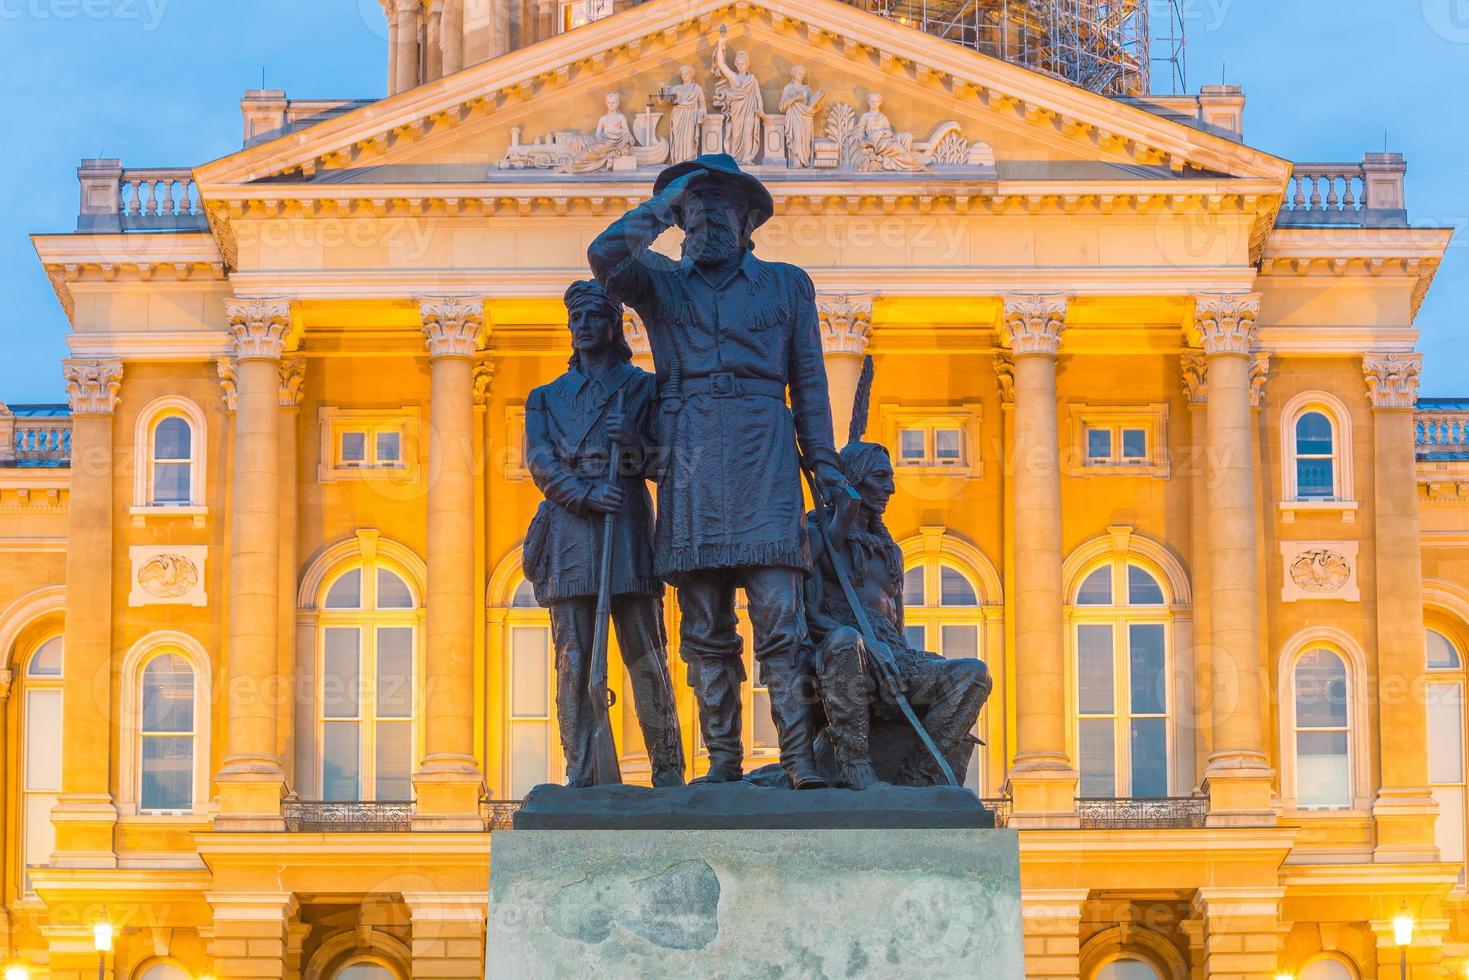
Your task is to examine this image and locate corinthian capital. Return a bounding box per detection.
[279,355,307,408]
[226,298,292,361]
[623,310,651,358]
[818,294,874,357]
[63,358,123,415]
[1000,295,1067,357]
[1193,293,1260,356]
[1363,353,1422,410]
[1181,351,1208,405]
[420,298,485,360]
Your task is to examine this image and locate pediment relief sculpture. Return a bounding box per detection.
[493,30,993,177]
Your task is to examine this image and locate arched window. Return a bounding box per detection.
[1293,411,1336,500]
[1096,960,1160,980]
[903,559,986,791]
[506,575,559,798]
[1281,393,1354,510]
[133,397,207,510]
[1427,621,1468,880]
[139,653,197,813]
[1071,560,1171,798]
[21,635,62,895]
[318,561,420,801]
[1301,956,1357,980]
[334,962,398,980]
[1292,649,1351,809]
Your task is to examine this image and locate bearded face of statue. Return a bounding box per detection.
[678,182,748,267]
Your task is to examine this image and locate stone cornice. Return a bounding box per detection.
[817,294,874,357]
[999,295,1068,357]
[1192,293,1260,356]
[63,358,123,415]
[1363,353,1422,410]
[226,298,293,361]
[419,298,486,359]
[279,355,307,408]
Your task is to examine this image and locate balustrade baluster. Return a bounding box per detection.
[160,179,176,216]
[1342,174,1358,211]
[144,178,159,217]
[125,179,142,216]
[1291,175,1306,210]
[1324,175,1340,210]
[1308,175,1323,210]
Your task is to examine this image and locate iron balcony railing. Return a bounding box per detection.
[282,799,414,832]
[1076,796,1208,830]
[481,799,522,831]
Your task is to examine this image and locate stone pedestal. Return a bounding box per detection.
[488,786,1023,978]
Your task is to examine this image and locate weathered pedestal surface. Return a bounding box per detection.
[487,784,1024,978]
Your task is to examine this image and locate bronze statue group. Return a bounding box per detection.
[522,154,992,794]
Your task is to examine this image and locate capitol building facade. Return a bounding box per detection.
[6,0,1469,976]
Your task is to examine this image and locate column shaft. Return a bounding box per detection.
[425,2,444,81]
[1001,296,1076,824]
[416,300,487,825]
[56,359,121,862]
[219,300,290,825]
[442,0,465,73]
[276,357,304,787]
[393,1,422,95]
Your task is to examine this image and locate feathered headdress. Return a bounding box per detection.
[846,354,875,449]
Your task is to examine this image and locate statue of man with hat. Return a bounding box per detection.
[588,153,850,789]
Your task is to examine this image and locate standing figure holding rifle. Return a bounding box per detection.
[522,280,685,789]
[589,154,850,788]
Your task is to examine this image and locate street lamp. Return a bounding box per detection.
[4,965,27,980]
[91,918,112,980]
[1392,905,1414,980]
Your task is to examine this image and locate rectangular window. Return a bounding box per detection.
[882,406,982,476]
[1077,625,1114,715]
[1430,685,1466,784]
[375,627,414,718]
[152,462,191,504]
[1128,625,1167,716]
[1296,458,1335,500]
[1121,428,1148,461]
[375,721,412,800]
[322,628,362,719]
[1070,405,1169,477]
[141,736,193,812]
[899,428,926,463]
[1086,427,1112,461]
[934,428,963,463]
[318,408,420,483]
[322,722,361,801]
[509,626,552,798]
[1085,425,1147,464]
[1078,718,1116,797]
[1130,718,1168,797]
[1296,731,1350,808]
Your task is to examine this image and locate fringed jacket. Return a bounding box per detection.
[587,198,841,580]
[522,361,661,605]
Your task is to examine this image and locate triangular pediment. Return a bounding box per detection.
[195,0,1290,193]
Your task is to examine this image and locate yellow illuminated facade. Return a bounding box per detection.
[8,0,1469,976]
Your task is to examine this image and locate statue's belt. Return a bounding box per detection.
[664,372,786,404]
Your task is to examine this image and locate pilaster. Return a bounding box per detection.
[415,299,488,828]
[55,358,123,865]
[1190,888,1285,980]
[818,293,874,444]
[277,354,306,788]
[205,891,299,980]
[1022,889,1087,978]
[1000,295,1078,826]
[1364,353,1439,861]
[1182,352,1214,777]
[404,891,488,979]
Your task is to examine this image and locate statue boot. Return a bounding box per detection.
[689,654,745,783]
[763,652,828,790]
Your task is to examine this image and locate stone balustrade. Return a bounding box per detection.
[1417,400,1469,460]
[0,406,71,467]
[77,159,208,232]
[1278,153,1409,227]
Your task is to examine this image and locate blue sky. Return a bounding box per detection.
[1,0,1464,401]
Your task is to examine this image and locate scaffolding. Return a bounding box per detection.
[860,0,1187,97]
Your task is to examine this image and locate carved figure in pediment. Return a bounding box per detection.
[562,91,639,174]
[855,93,928,172]
[713,31,764,165]
[666,66,707,165]
[779,66,825,169]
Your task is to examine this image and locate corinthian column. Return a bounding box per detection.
[218,299,291,828]
[415,298,488,828]
[818,295,874,444]
[1363,353,1437,860]
[55,359,122,864]
[1001,295,1077,826]
[441,0,465,73]
[1194,294,1274,826]
[391,0,422,95]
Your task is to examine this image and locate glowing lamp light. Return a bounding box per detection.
[1392,908,1414,946]
[4,965,27,980]
[1275,973,1295,980]
[91,921,113,954]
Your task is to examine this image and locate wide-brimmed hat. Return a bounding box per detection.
[652,153,775,230]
